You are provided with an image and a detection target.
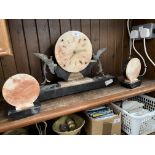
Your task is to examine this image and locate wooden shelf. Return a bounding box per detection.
[1,80,155,133]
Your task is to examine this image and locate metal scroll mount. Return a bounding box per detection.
[34,48,107,84]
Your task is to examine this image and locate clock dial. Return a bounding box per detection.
[55,31,92,73]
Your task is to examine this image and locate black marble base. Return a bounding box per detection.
[39,75,117,102]
[120,79,142,89]
[8,100,41,120]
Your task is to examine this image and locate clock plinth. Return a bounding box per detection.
[68,73,84,81]
[120,79,142,89]
[7,100,41,119]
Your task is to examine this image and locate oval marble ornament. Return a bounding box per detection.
[126,58,141,83]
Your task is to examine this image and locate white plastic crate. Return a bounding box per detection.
[111,95,155,135]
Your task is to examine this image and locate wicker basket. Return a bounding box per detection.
[52,114,85,135]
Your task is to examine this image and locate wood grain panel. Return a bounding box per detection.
[114,20,124,76]
[36,19,55,82]
[122,19,130,65]
[81,19,91,39]
[48,20,61,81]
[71,19,81,31]
[0,55,17,80]
[36,19,51,55]
[48,19,61,47]
[90,20,100,75]
[8,20,30,74]
[91,19,100,53]
[60,19,71,34]
[0,60,4,89]
[106,20,117,75]
[23,19,42,82]
[99,19,108,74]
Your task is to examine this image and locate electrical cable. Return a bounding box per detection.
[127,19,147,76]
[36,121,47,135]
[36,123,42,135]
[127,19,132,58]
[127,19,130,36]
[132,39,147,76]
[143,38,155,66]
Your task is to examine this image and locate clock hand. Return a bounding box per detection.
[69,52,76,60]
[69,49,86,64]
[70,49,86,59]
[75,49,86,53]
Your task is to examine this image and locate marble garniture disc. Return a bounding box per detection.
[126,58,141,83]
[55,31,92,73]
[2,74,40,110]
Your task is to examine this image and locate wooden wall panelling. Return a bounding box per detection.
[71,19,81,31]
[48,19,61,81]
[106,20,117,75]
[122,19,130,65]
[36,19,54,82]
[22,19,42,82]
[81,19,91,39]
[114,20,125,76]
[99,19,108,74]
[48,19,61,48]
[0,55,17,80]
[8,20,30,74]
[36,19,51,55]
[143,38,155,79]
[91,20,100,53]
[90,20,100,75]
[60,19,71,34]
[0,60,4,89]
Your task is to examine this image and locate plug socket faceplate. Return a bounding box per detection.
[132,23,155,39]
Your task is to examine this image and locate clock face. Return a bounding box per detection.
[55,31,92,73]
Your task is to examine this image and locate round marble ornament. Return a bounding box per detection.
[2,74,40,110]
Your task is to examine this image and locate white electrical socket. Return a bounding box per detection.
[140,28,150,38]
[130,30,139,39]
[132,23,155,40]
